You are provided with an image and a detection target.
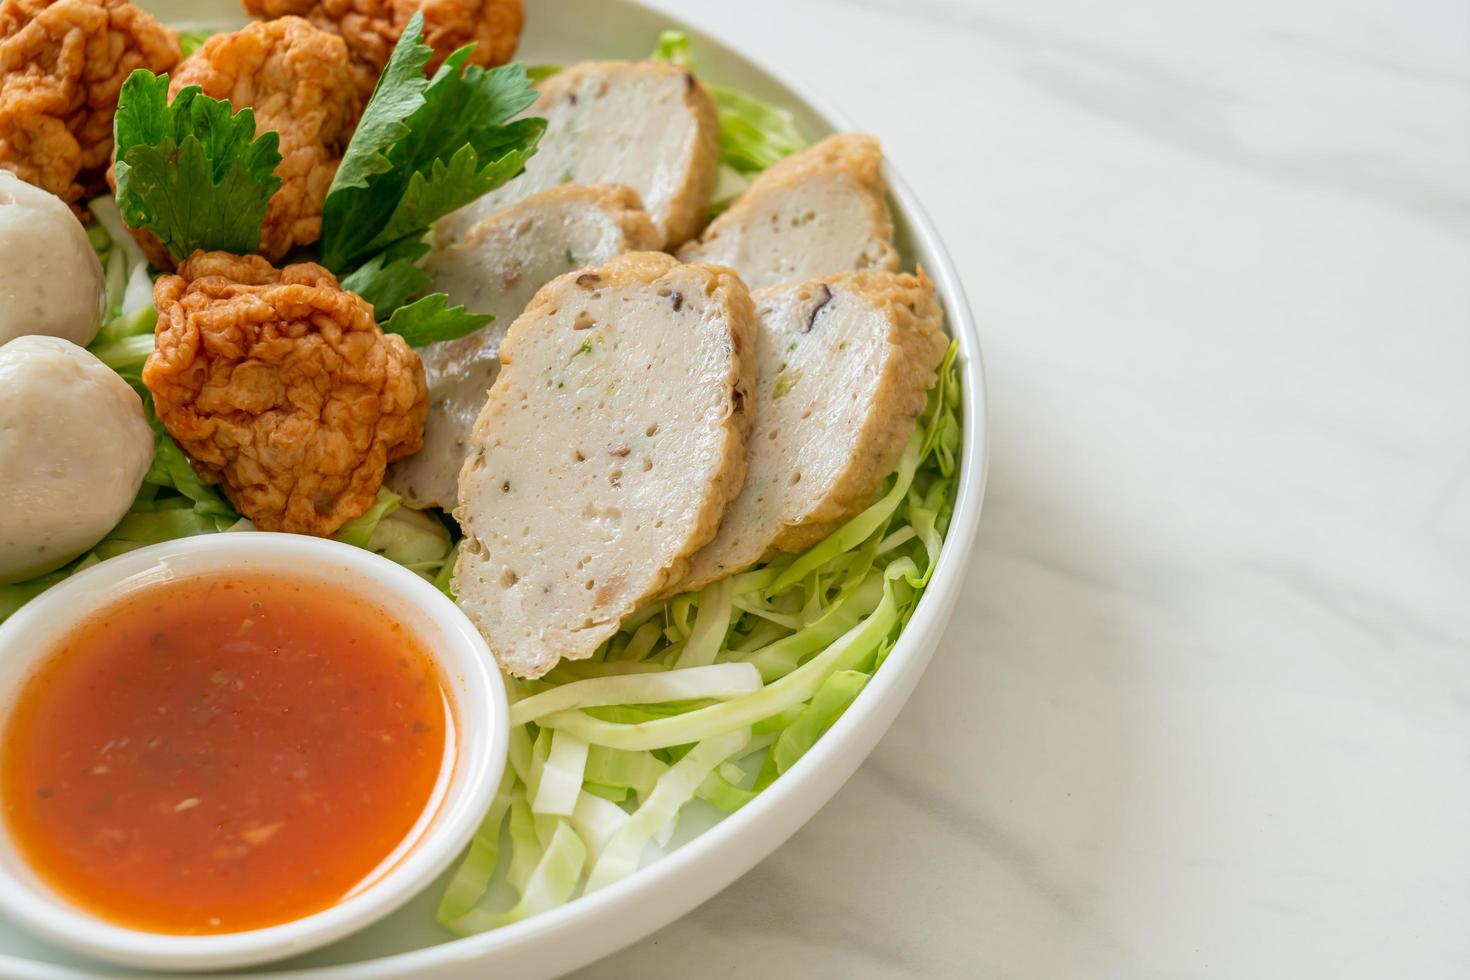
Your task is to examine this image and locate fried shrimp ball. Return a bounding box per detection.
[143,252,429,537]
[166,17,361,263]
[0,0,178,202]
[241,0,524,96]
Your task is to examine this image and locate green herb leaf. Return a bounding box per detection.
[321,14,546,272]
[362,126,543,260]
[328,13,436,197]
[113,70,283,261]
[381,293,491,347]
[339,239,432,317]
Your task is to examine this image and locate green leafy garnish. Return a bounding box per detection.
[320,12,546,274]
[113,70,283,261]
[381,293,492,347]
[339,239,433,318]
[333,488,455,581]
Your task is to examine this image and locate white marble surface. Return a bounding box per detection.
[571,0,1470,976]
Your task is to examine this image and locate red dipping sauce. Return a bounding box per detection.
[0,573,448,935]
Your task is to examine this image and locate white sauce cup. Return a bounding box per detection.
[0,533,507,971]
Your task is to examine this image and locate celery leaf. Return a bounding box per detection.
[380,293,491,347]
[321,13,545,272]
[113,70,282,261]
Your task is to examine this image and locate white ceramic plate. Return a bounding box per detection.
[0,1,988,976]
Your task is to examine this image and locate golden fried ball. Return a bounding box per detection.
[144,251,428,537]
[241,0,523,97]
[0,0,179,202]
[166,17,361,263]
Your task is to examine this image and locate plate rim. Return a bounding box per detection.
[0,1,990,976]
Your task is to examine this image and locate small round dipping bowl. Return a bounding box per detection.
[0,533,507,972]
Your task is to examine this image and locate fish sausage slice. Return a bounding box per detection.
[438,61,720,249]
[678,134,899,291]
[678,269,948,593]
[387,184,660,509]
[454,252,757,678]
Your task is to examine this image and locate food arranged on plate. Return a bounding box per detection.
[0,0,962,962]
[0,170,108,346]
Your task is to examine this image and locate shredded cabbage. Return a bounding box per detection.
[531,730,589,817]
[584,728,751,893]
[510,663,762,726]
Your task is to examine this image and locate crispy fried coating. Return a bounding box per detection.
[0,0,178,202]
[241,0,523,96]
[166,17,361,263]
[144,251,429,537]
